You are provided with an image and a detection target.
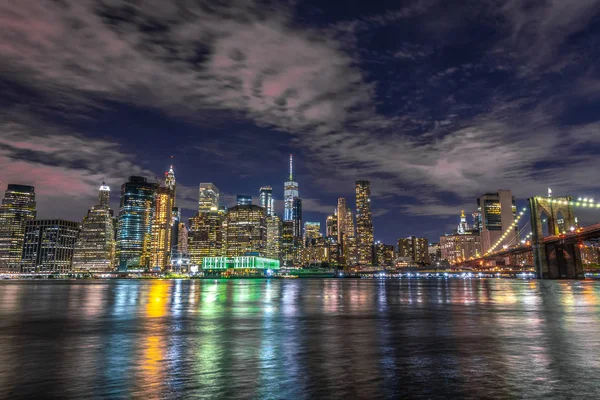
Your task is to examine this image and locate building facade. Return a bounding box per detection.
[355,180,374,265]
[477,190,518,254]
[374,242,395,268]
[21,219,80,273]
[397,236,429,264]
[326,211,338,241]
[116,176,156,271]
[224,204,266,257]
[303,221,322,246]
[188,210,225,266]
[199,183,219,213]
[440,232,481,264]
[236,195,252,206]
[259,186,274,217]
[72,183,116,272]
[0,184,36,271]
[284,154,299,222]
[266,215,282,261]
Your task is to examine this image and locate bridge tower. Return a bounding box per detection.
[528,196,583,279]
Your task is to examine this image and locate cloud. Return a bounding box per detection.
[2,0,600,228]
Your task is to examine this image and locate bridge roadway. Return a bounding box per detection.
[465,222,600,265]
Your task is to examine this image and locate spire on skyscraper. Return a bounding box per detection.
[99,181,110,207]
[165,165,176,191]
[289,154,293,181]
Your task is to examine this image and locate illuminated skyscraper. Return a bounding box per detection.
[356,180,374,265]
[337,198,347,246]
[236,194,252,206]
[374,242,395,268]
[188,209,225,266]
[477,190,518,254]
[224,204,266,257]
[303,222,322,246]
[281,221,299,266]
[116,176,156,271]
[284,154,299,222]
[336,198,356,266]
[150,169,176,269]
[293,198,302,237]
[0,184,36,271]
[72,183,116,272]
[259,186,274,217]
[99,181,110,207]
[266,215,282,261]
[21,220,80,273]
[199,183,219,212]
[326,210,338,241]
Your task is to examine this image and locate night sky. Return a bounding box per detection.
[2,0,600,245]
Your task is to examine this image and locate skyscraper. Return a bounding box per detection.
[293,198,302,238]
[150,166,176,269]
[303,222,322,246]
[0,184,36,271]
[337,198,347,247]
[259,186,274,217]
[72,183,116,272]
[284,154,299,222]
[477,190,518,254]
[116,176,156,271]
[356,180,374,266]
[188,208,225,265]
[337,197,356,265]
[457,210,469,234]
[99,181,110,207]
[21,219,80,273]
[199,183,219,212]
[266,215,282,261]
[236,194,252,206]
[326,210,338,241]
[224,204,266,257]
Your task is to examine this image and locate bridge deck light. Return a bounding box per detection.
[578,198,582,201]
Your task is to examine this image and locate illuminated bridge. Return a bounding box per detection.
[459,195,600,279]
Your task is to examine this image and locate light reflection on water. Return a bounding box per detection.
[0,279,600,398]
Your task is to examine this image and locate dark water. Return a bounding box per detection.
[1,279,600,399]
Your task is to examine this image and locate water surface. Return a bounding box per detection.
[1,279,599,399]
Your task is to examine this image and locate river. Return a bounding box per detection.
[1,279,599,399]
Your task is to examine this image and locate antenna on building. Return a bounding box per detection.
[289,154,293,181]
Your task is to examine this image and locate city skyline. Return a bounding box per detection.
[2,1,600,247]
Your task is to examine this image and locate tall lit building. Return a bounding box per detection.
[355,180,374,265]
[224,204,266,257]
[99,181,110,207]
[337,198,356,266]
[266,215,282,261]
[72,183,116,272]
[326,210,338,241]
[116,176,156,271]
[397,236,429,264]
[284,154,299,222]
[236,194,252,206]
[259,186,274,217]
[171,207,181,255]
[188,209,225,266]
[477,190,518,254]
[337,198,347,246]
[0,184,36,271]
[199,183,219,212]
[303,222,322,246]
[281,221,299,267]
[150,166,176,270]
[293,198,302,238]
[21,219,80,273]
